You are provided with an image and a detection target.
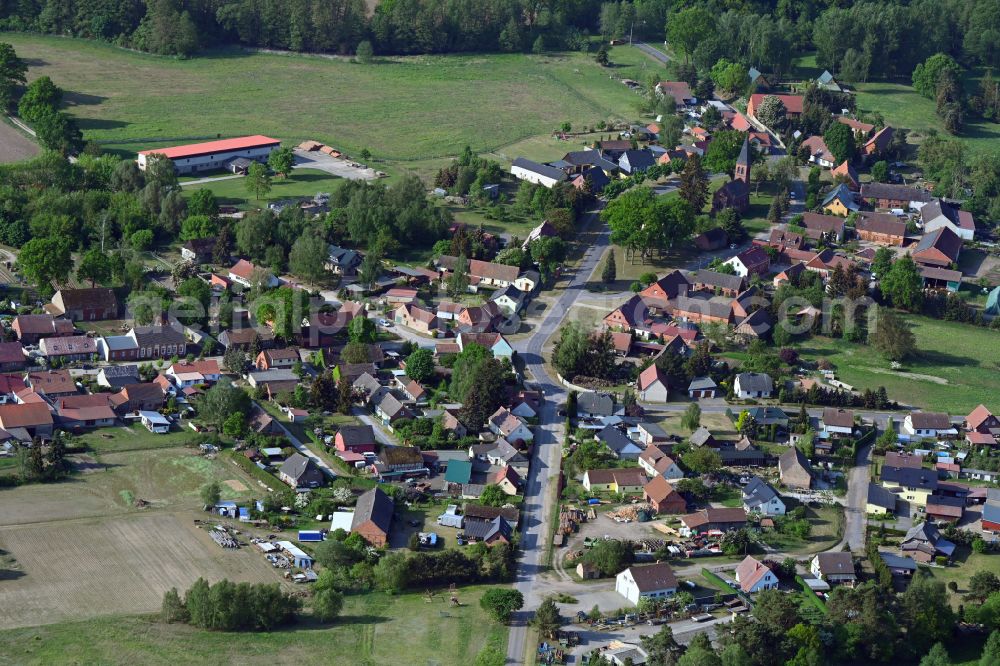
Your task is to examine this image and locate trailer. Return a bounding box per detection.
[298,530,325,543]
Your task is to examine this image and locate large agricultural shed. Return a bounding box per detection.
[137,135,280,174]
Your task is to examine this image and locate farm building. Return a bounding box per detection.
[351,487,394,547]
[137,135,281,174]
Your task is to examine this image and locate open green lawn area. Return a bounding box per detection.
[1,33,641,173]
[73,423,200,454]
[759,504,844,556]
[922,548,1000,609]
[855,81,1000,157]
[0,587,507,666]
[181,169,342,209]
[795,315,1000,414]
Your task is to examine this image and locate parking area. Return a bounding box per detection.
[293,149,380,181]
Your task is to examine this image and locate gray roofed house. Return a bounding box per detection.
[811,552,856,583]
[618,149,656,175]
[597,425,643,460]
[689,426,717,448]
[464,516,513,543]
[326,245,362,275]
[691,269,745,294]
[562,150,619,173]
[278,453,326,489]
[353,372,383,398]
[578,392,614,417]
[860,182,934,206]
[376,391,412,423]
[742,476,784,515]
[734,372,773,399]
[510,157,568,186]
[879,552,918,576]
[880,465,938,493]
[867,483,897,513]
[97,364,140,389]
[350,487,394,547]
[745,406,788,426]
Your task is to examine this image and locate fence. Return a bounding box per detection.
[795,575,828,614]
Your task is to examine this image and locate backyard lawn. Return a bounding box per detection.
[74,423,199,454]
[923,548,1000,608]
[795,315,1000,414]
[0,589,508,666]
[180,169,342,209]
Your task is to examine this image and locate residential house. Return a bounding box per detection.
[912,227,963,268]
[129,325,187,359]
[687,377,718,399]
[374,446,426,479]
[831,160,860,191]
[903,412,957,439]
[374,392,412,426]
[97,334,139,362]
[866,483,897,515]
[50,288,118,321]
[571,166,611,193]
[0,342,24,373]
[736,556,779,594]
[464,516,513,545]
[582,468,648,494]
[247,369,298,396]
[678,508,747,536]
[442,410,468,439]
[655,81,696,105]
[55,394,116,430]
[881,465,938,506]
[494,465,521,495]
[855,212,907,245]
[801,135,836,168]
[747,94,804,122]
[39,335,98,362]
[821,184,859,217]
[800,213,847,243]
[491,285,525,314]
[279,453,326,489]
[489,407,533,444]
[25,370,77,397]
[180,237,215,263]
[724,247,770,278]
[742,477,786,516]
[577,392,614,419]
[398,378,426,405]
[638,445,684,481]
[901,522,956,563]
[96,364,139,389]
[636,422,671,448]
[325,245,362,275]
[597,425,643,460]
[637,365,669,403]
[255,349,298,371]
[926,495,965,523]
[967,405,1000,435]
[822,408,855,436]
[603,644,649,666]
[745,406,789,427]
[335,425,377,454]
[671,295,733,325]
[863,126,894,156]
[228,259,278,288]
[779,447,813,489]
[109,383,165,414]
[455,301,505,333]
[350,487,394,546]
[12,314,74,345]
[167,359,221,387]
[618,149,656,176]
[615,562,678,605]
[456,332,514,360]
[603,295,649,333]
[773,262,806,287]
[510,157,567,188]
[559,152,619,177]
[734,372,773,399]
[0,402,53,438]
[643,475,686,514]
[766,228,805,251]
[691,270,744,297]
[811,553,856,586]
[880,552,918,577]
[860,183,933,210]
[734,309,773,341]
[394,303,439,335]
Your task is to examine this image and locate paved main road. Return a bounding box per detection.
[505,207,609,664]
[635,42,671,65]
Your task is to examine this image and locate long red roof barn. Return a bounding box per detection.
[137,135,281,160]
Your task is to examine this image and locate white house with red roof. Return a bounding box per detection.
[735,556,778,594]
[723,246,770,278]
[228,259,278,288]
[137,135,281,174]
[637,364,669,403]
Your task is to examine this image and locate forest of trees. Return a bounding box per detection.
[1,0,998,71]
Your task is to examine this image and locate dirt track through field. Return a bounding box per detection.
[0,512,278,629]
[0,121,39,163]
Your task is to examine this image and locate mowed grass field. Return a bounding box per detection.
[796,315,1000,413]
[1,34,643,170]
[180,168,344,209]
[0,587,508,665]
[0,118,39,163]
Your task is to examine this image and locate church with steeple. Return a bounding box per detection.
[712,135,751,214]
